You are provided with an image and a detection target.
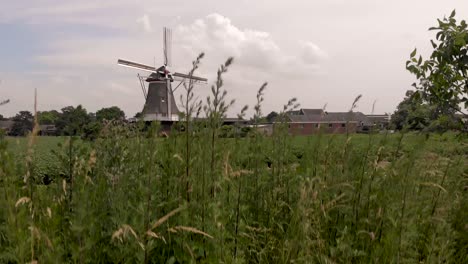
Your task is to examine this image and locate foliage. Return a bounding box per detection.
[266,111,278,123]
[96,106,125,122]
[134,111,143,118]
[391,90,463,132]
[82,121,102,141]
[407,10,468,116]
[37,110,60,125]
[219,124,234,137]
[9,111,33,136]
[391,90,432,130]
[55,105,90,136]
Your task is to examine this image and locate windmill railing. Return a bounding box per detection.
[143,113,179,122]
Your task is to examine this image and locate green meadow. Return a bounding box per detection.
[1,125,467,263]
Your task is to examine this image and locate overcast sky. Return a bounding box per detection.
[1,0,468,118]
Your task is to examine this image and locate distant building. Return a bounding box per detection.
[0,120,15,135]
[38,125,57,136]
[286,108,374,135]
[367,114,391,130]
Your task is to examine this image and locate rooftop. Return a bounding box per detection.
[287,108,373,125]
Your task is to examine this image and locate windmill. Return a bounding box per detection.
[117,27,207,122]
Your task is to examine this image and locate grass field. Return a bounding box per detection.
[1,126,467,263]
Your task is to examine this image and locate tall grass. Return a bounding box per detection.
[0,56,467,263]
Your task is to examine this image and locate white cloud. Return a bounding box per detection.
[300,41,328,65]
[176,13,327,76]
[136,14,152,33]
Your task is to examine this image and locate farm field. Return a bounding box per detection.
[1,128,467,263]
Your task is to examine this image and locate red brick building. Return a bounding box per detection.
[287,108,372,135]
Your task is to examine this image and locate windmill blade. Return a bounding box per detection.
[163,27,172,67]
[173,76,206,85]
[173,72,207,83]
[117,59,156,72]
[172,77,205,92]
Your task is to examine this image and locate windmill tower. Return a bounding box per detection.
[117,27,207,122]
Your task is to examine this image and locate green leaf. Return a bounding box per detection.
[450,9,456,18]
[454,34,466,46]
[410,48,417,58]
[461,20,467,28]
[438,19,444,27]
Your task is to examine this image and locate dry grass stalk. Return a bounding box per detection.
[88,149,97,167]
[146,230,167,243]
[151,206,185,230]
[168,226,214,239]
[112,224,138,243]
[15,197,31,208]
[322,193,346,212]
[419,182,447,193]
[62,179,67,195]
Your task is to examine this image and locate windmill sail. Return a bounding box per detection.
[118,59,156,72]
[163,27,172,67]
[173,72,207,82]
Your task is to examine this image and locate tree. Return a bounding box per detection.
[134,111,143,119]
[38,110,60,125]
[10,111,33,136]
[56,105,90,136]
[266,111,278,123]
[407,10,468,117]
[0,114,6,121]
[82,121,102,141]
[391,90,461,131]
[391,90,436,130]
[96,106,125,122]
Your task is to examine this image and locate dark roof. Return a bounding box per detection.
[0,120,15,130]
[287,109,372,125]
[300,109,324,116]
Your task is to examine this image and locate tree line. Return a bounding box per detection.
[0,105,126,137]
[390,90,465,132]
